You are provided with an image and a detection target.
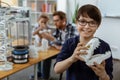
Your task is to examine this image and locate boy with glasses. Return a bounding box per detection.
[54,4,113,80]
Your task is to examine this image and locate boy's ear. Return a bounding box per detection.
[63,18,66,25]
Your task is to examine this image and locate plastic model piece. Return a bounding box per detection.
[0,7,13,70]
[86,51,111,65]
[80,38,100,62]
[37,38,49,51]
[39,29,51,34]
[79,38,111,66]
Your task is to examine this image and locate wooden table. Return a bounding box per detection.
[0,47,59,80]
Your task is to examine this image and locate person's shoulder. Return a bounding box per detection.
[95,37,110,46]
[66,22,77,32]
[67,22,76,27]
[62,36,79,49]
[66,36,79,44]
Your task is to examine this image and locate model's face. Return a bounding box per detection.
[38,18,48,28]
[76,16,98,39]
[53,15,64,29]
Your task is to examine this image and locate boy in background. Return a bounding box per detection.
[30,14,51,80]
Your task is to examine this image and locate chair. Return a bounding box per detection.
[59,73,63,80]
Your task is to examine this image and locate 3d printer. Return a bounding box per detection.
[0,2,32,65]
[9,7,31,64]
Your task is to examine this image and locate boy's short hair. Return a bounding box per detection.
[37,14,49,22]
[76,4,102,25]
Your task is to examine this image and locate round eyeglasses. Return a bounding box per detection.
[77,20,97,27]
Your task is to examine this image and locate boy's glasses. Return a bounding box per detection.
[77,20,97,27]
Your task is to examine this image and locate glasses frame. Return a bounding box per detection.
[77,19,98,27]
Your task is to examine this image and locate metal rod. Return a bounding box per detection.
[16,22,19,45]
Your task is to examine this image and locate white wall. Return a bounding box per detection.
[97,0,120,17]
[95,17,120,60]
[57,0,67,13]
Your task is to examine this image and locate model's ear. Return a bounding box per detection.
[62,18,66,25]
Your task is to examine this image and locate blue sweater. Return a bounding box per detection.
[56,36,113,80]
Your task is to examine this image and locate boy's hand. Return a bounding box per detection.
[89,61,109,79]
[70,43,88,62]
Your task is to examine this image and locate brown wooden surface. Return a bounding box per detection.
[0,47,59,79]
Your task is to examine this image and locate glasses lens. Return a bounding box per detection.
[78,20,87,26]
[78,20,97,27]
[89,21,97,27]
